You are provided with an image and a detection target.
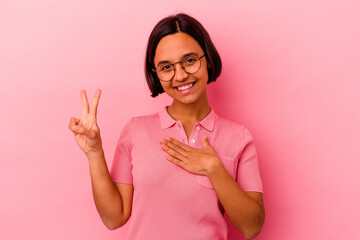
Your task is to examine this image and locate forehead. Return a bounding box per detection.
[154,32,203,64]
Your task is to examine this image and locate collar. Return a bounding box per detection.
[159,105,218,131]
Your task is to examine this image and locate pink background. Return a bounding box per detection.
[1,0,359,239]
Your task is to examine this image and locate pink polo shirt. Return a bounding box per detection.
[110,106,263,240]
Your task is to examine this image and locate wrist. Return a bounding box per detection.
[205,157,224,177]
[86,148,105,161]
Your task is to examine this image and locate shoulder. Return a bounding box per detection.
[131,112,159,122]
[126,111,161,130]
[215,114,250,139]
[211,114,257,159]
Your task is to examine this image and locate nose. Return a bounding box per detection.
[172,62,189,82]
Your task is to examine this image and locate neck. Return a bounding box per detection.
[167,93,211,123]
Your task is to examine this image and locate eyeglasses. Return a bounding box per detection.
[152,54,206,82]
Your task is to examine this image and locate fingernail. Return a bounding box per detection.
[73,126,79,131]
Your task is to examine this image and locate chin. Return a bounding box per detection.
[176,96,199,105]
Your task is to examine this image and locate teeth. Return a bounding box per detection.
[177,83,194,90]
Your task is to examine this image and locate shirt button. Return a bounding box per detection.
[190,139,195,144]
[196,126,200,131]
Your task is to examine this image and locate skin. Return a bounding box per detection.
[154,32,212,139]
[68,90,133,230]
[155,32,265,239]
[68,31,265,239]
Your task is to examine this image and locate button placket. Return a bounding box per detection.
[177,121,187,144]
[189,123,200,145]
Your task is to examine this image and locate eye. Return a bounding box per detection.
[159,64,172,72]
[184,57,198,65]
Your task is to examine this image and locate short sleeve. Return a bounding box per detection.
[109,118,134,184]
[236,127,263,193]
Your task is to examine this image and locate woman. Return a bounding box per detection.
[69,13,265,240]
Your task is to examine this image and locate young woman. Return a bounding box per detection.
[69,13,265,240]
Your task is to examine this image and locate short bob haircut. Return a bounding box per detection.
[145,13,222,97]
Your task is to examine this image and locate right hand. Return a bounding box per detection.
[68,89,103,156]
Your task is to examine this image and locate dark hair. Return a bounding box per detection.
[145,13,222,97]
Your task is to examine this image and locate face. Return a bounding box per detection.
[153,32,210,105]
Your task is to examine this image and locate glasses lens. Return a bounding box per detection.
[183,56,201,74]
[157,64,173,81]
[156,55,202,81]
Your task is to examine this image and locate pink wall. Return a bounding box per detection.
[1,0,359,239]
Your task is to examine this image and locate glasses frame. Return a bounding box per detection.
[152,54,206,82]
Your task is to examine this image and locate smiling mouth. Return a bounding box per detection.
[174,82,195,90]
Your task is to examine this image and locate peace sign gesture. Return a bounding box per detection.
[68,89,103,156]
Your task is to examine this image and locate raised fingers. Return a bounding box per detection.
[89,89,101,119]
[81,90,89,116]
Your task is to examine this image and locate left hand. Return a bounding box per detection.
[160,135,222,176]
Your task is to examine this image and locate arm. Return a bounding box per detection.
[207,162,264,239]
[87,150,133,230]
[68,89,133,230]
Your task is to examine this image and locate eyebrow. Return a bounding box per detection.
[156,52,200,67]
